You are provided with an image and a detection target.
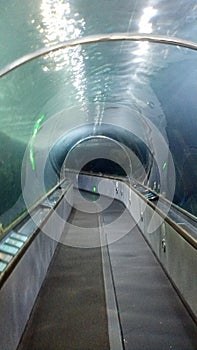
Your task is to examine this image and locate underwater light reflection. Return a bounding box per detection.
[40,0,87,104]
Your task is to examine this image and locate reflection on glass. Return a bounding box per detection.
[134,6,158,64]
[138,6,158,34]
[39,0,87,104]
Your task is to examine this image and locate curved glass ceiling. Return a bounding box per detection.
[0,0,197,229]
[0,0,197,67]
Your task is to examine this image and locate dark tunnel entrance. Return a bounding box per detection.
[60,135,134,180]
[81,158,127,177]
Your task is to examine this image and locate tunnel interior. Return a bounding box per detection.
[0,0,197,230]
[1,3,197,348]
[59,134,149,181]
[81,159,127,177]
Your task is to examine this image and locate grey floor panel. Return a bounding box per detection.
[17,192,197,350]
[17,201,109,350]
[104,201,197,350]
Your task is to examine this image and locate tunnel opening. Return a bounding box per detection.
[81,158,127,177]
[59,133,148,184]
[79,158,126,201]
[77,157,128,204]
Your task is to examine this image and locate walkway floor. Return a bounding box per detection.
[17,191,197,350]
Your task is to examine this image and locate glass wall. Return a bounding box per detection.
[0,0,197,231]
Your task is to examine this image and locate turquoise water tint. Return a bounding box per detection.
[0,0,197,228]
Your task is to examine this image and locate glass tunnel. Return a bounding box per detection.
[0,1,197,350]
[0,0,197,230]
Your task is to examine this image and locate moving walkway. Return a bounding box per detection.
[0,174,196,350]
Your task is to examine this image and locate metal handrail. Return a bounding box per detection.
[0,179,72,287]
[0,179,66,239]
[66,169,197,248]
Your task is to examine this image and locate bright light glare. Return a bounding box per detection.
[139,6,158,34]
[39,0,87,103]
[134,6,157,61]
[134,41,149,57]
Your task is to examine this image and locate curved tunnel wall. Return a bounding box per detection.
[23,102,171,214]
[44,122,152,186]
[0,32,197,228]
[20,114,154,212]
